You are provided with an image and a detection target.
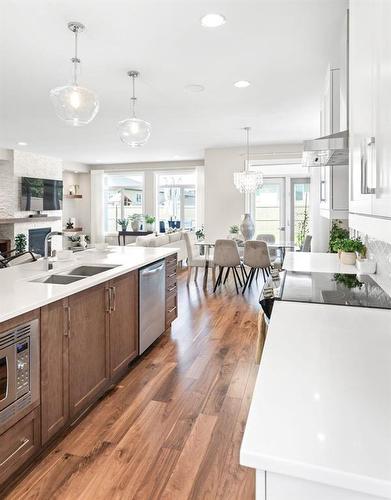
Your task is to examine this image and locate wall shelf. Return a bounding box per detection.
[0,216,62,225]
[63,227,83,233]
[65,194,83,199]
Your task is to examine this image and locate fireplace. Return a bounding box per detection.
[29,228,51,257]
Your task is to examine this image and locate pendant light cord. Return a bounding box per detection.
[244,126,251,173]
[71,27,80,86]
[131,74,137,117]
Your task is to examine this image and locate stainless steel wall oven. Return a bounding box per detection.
[0,319,39,425]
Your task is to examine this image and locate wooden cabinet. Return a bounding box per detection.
[0,408,40,486]
[41,273,140,440]
[165,254,178,329]
[108,271,138,379]
[41,299,69,444]
[68,283,110,419]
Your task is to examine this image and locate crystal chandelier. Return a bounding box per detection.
[50,22,99,126]
[118,71,151,147]
[234,127,264,193]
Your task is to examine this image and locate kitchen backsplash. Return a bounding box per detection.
[356,232,391,283]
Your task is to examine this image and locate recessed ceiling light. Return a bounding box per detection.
[234,80,251,88]
[173,155,181,159]
[200,13,226,28]
[185,84,205,93]
[17,141,28,146]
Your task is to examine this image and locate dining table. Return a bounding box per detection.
[195,239,297,288]
[195,240,215,287]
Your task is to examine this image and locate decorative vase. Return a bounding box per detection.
[121,225,128,232]
[145,223,154,232]
[240,213,255,241]
[79,235,88,249]
[340,251,356,265]
[131,220,140,232]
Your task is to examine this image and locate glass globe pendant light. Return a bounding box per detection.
[118,71,151,147]
[234,127,264,193]
[50,22,99,126]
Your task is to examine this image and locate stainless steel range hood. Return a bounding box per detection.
[302,130,349,167]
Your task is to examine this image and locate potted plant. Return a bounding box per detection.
[129,213,142,232]
[144,214,156,231]
[117,218,129,231]
[228,224,239,239]
[336,237,366,265]
[15,233,27,254]
[329,220,349,253]
[195,225,205,241]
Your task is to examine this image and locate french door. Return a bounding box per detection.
[253,178,286,242]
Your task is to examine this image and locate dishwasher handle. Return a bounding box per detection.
[141,263,165,276]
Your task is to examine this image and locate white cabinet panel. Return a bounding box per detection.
[373,0,391,217]
[256,470,266,500]
[266,472,385,500]
[349,0,376,215]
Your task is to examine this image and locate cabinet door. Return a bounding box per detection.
[40,299,69,444]
[373,0,391,217]
[68,283,110,418]
[109,271,138,379]
[349,0,376,215]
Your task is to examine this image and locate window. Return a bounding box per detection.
[291,178,310,247]
[157,172,196,231]
[254,178,285,241]
[104,173,144,234]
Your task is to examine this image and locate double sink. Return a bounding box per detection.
[31,265,120,285]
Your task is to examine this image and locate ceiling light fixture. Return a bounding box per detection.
[234,127,264,193]
[185,84,205,93]
[118,71,151,147]
[50,22,99,126]
[200,13,226,28]
[234,80,251,88]
[17,142,28,147]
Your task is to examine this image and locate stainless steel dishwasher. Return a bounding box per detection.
[139,259,166,354]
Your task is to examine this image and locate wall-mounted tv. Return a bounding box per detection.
[21,177,63,211]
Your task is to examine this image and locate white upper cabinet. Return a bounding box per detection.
[373,0,391,217]
[350,0,391,219]
[349,0,376,215]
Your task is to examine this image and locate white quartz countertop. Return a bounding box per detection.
[0,246,177,323]
[283,251,358,274]
[240,300,391,499]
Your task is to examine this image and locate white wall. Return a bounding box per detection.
[204,144,304,241]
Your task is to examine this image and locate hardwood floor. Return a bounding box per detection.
[4,268,263,500]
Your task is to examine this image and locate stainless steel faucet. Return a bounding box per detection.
[44,231,63,271]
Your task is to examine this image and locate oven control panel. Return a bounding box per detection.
[16,339,30,398]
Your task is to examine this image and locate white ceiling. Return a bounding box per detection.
[0,0,346,165]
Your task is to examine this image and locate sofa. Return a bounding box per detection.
[128,232,187,263]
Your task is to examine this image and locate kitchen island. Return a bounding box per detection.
[0,246,178,488]
[241,252,391,500]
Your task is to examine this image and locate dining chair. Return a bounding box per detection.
[213,239,245,294]
[242,240,272,294]
[183,232,214,285]
[301,235,312,252]
[256,233,278,259]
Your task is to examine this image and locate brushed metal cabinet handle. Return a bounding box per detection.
[111,286,116,312]
[0,438,29,467]
[106,287,111,313]
[64,305,71,337]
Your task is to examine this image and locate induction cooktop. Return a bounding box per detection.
[260,271,391,313]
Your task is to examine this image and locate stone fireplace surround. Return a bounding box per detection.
[0,149,63,254]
